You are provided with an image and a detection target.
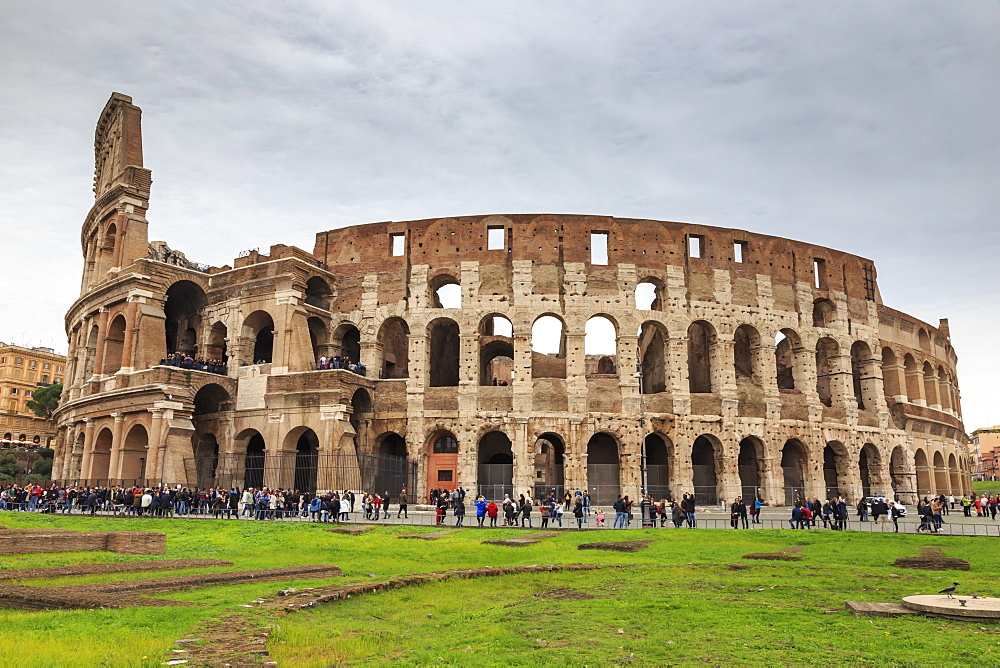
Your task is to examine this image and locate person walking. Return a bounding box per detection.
[889,501,903,533]
[520,497,533,528]
[397,489,408,519]
[454,498,466,527]
[487,499,499,527]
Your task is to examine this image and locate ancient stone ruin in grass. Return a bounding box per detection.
[893,546,970,571]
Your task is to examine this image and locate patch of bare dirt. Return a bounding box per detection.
[577,539,652,553]
[482,532,560,547]
[325,525,374,535]
[0,558,233,581]
[398,530,460,540]
[743,545,806,561]
[894,546,970,571]
[531,587,595,601]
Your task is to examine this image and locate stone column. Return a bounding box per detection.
[80,419,95,480]
[829,354,855,409]
[512,418,533,498]
[107,413,126,480]
[712,338,737,397]
[146,408,165,483]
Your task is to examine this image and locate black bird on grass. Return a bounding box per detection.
[939,582,959,598]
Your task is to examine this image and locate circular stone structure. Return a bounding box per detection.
[902,595,1000,622]
[52,93,972,507]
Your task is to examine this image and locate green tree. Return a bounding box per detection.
[26,383,62,419]
[0,455,19,479]
[31,457,52,477]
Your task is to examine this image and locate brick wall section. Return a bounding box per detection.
[0,529,165,555]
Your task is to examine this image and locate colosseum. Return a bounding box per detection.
[52,93,972,506]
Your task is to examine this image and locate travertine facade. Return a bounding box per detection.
[1,343,67,447]
[52,93,972,505]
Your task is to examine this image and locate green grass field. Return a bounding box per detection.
[0,513,998,666]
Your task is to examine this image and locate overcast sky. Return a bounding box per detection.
[1,2,997,430]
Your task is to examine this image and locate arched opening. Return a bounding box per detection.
[850,341,872,410]
[377,318,409,378]
[691,435,719,504]
[427,431,459,496]
[734,325,759,381]
[194,383,230,416]
[368,432,409,496]
[120,424,148,481]
[949,453,961,496]
[101,315,127,375]
[881,347,900,401]
[430,274,462,308]
[859,443,881,498]
[531,315,567,379]
[84,324,100,379]
[923,362,939,408]
[242,311,275,365]
[98,222,117,275]
[206,322,228,366]
[635,278,665,311]
[293,429,319,494]
[737,437,764,502]
[164,281,207,356]
[645,434,671,500]
[428,319,460,386]
[775,329,800,390]
[587,433,620,505]
[812,298,836,328]
[687,321,715,393]
[638,321,667,394]
[307,317,328,368]
[192,432,220,490]
[243,431,266,489]
[90,427,113,480]
[349,388,372,455]
[533,433,566,500]
[904,354,922,404]
[781,439,807,505]
[823,442,849,499]
[304,276,332,310]
[332,322,362,368]
[933,450,948,495]
[478,431,514,499]
[585,316,617,375]
[480,315,514,385]
[890,446,909,499]
[938,367,953,412]
[918,328,931,350]
[815,337,840,407]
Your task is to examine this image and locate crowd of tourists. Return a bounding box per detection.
[316,355,366,375]
[160,351,227,375]
[2,483,999,534]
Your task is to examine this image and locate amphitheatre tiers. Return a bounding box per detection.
[52,93,971,505]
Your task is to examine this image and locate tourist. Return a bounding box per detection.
[486,499,499,527]
[889,501,903,532]
[474,496,487,526]
[539,502,550,528]
[520,497,533,528]
[552,501,564,528]
[573,498,585,528]
[454,498,465,527]
[398,489,408,519]
[612,495,627,529]
[681,493,696,528]
[856,498,869,522]
[789,504,804,529]
[731,496,748,529]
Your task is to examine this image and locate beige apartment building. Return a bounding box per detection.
[0,343,66,447]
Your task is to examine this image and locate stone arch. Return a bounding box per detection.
[532,314,567,379]
[859,443,884,498]
[775,328,802,391]
[780,439,808,505]
[585,315,618,375]
[533,432,566,499]
[427,430,459,497]
[236,428,266,490]
[370,432,409,496]
[193,383,231,416]
[948,453,961,496]
[635,276,665,310]
[90,427,114,480]
[903,354,922,404]
[644,433,671,500]
[479,315,514,385]
[918,328,931,350]
[812,298,836,328]
[932,450,948,495]
[378,318,410,378]
[427,318,460,387]
[881,347,900,401]
[307,317,328,367]
[304,276,332,310]
[242,311,275,365]
[98,222,117,276]
[737,436,765,502]
[101,314,128,375]
[692,434,721,504]
[327,320,360,367]
[587,432,620,505]
[734,324,761,381]
[478,431,514,499]
[206,321,228,364]
[822,441,850,500]
[923,361,939,408]
[84,324,100,379]
[281,427,319,494]
[687,320,716,393]
[429,273,461,308]
[913,448,932,496]
[120,423,149,481]
[164,280,207,356]
[192,431,220,489]
[638,321,668,394]
[937,366,953,412]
